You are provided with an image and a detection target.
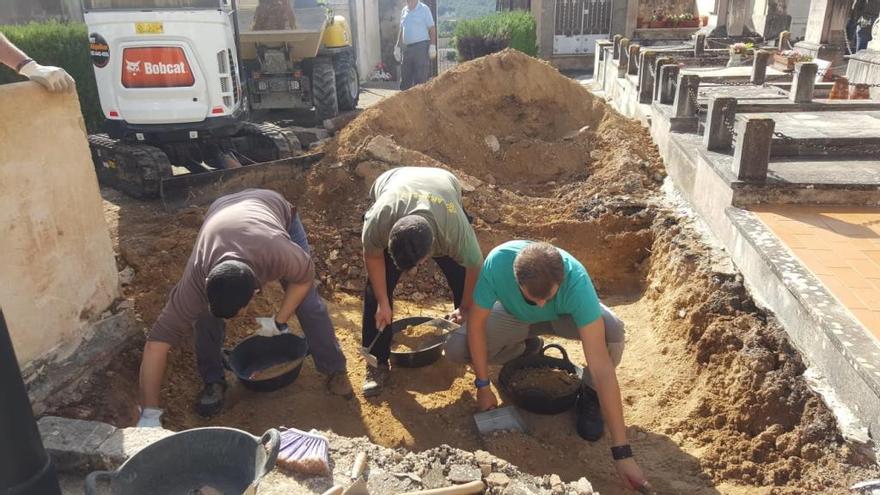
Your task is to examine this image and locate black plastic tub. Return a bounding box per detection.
[223,333,309,392]
[498,344,584,414]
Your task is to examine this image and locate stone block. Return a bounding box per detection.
[658,64,680,104]
[617,38,630,77]
[38,416,117,473]
[447,464,482,484]
[365,135,405,163]
[694,34,706,56]
[638,51,658,104]
[97,426,175,469]
[627,44,641,75]
[790,62,818,103]
[703,97,737,151]
[612,34,622,59]
[732,117,775,181]
[653,57,674,102]
[751,50,772,85]
[673,74,701,118]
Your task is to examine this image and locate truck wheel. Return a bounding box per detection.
[334,50,360,111]
[312,59,339,121]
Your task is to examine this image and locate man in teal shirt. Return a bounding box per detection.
[446,241,651,492]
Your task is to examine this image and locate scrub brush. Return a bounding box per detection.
[277,427,330,476]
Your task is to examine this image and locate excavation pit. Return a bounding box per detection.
[51,51,879,494]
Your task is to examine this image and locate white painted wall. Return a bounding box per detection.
[351,0,382,79]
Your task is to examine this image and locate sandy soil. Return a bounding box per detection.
[50,50,879,494]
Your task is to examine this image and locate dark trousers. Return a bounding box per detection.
[400,40,431,91]
[194,214,346,385]
[361,251,465,366]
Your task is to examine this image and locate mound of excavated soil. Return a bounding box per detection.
[337,50,657,190]
[51,50,879,494]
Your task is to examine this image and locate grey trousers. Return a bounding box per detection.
[445,303,625,386]
[194,214,346,384]
[400,40,431,91]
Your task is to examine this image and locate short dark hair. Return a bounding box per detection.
[206,260,257,318]
[388,215,433,271]
[514,242,564,300]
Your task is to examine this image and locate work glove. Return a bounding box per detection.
[393,45,402,63]
[137,407,163,428]
[18,61,75,93]
[429,44,437,60]
[255,317,291,337]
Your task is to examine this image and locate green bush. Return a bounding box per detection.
[453,10,537,62]
[0,22,103,132]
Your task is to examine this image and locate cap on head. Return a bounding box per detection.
[388,215,433,271]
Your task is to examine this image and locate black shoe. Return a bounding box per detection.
[195,382,227,417]
[362,363,390,398]
[575,385,604,441]
[521,336,544,358]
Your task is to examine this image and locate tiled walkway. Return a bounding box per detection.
[752,205,880,342]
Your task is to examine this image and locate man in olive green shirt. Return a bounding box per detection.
[361,167,482,396]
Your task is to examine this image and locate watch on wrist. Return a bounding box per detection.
[474,378,491,389]
[611,444,633,460]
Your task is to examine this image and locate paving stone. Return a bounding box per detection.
[38,416,117,473]
[97,426,175,469]
[447,464,482,484]
[486,472,511,488]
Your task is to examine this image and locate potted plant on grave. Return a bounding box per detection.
[772,50,812,71]
[648,12,665,28]
[727,42,754,67]
[665,14,679,28]
[678,13,700,28]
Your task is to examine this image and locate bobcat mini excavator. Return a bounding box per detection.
[83,0,360,200]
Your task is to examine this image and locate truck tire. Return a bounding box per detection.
[312,59,339,121]
[334,49,360,111]
[237,122,297,162]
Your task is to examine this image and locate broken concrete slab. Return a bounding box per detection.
[97,426,175,469]
[38,416,116,473]
[39,416,175,473]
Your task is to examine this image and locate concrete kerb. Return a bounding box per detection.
[650,118,880,454]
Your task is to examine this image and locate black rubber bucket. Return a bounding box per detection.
[85,427,280,495]
[223,333,309,392]
[498,344,584,415]
[390,316,451,368]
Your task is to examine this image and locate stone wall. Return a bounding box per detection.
[0,82,118,368]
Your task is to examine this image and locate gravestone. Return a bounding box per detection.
[846,18,880,100]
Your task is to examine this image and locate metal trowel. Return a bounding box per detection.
[473,406,527,435]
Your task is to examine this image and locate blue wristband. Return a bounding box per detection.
[474,378,491,389]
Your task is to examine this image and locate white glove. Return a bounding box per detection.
[429,44,437,60]
[137,407,163,428]
[19,61,75,93]
[255,317,291,337]
[393,45,402,63]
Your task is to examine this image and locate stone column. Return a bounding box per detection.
[658,64,680,104]
[532,0,555,60]
[653,57,674,103]
[727,0,752,36]
[612,34,623,60]
[751,50,772,85]
[695,34,707,57]
[790,62,819,103]
[794,0,851,67]
[732,117,776,182]
[673,74,701,118]
[752,0,792,41]
[627,44,641,76]
[638,50,658,104]
[703,97,737,151]
[618,38,630,78]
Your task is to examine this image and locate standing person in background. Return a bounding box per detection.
[394,0,437,90]
[0,33,74,92]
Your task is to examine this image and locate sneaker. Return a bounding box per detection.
[326,370,354,399]
[195,382,227,417]
[521,336,544,358]
[362,363,390,397]
[575,385,604,441]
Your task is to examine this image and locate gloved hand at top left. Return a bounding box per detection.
[255,317,291,337]
[18,61,75,93]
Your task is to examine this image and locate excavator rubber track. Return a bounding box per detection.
[89,134,172,199]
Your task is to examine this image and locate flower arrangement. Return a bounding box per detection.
[729,42,755,55]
